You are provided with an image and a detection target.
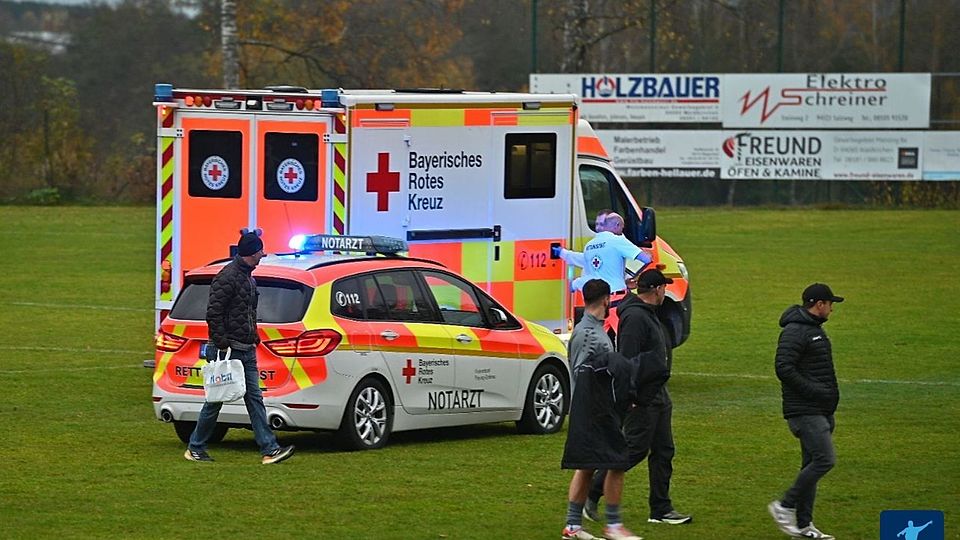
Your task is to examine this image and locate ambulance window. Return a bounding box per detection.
[188,130,243,198]
[579,165,631,233]
[420,271,484,327]
[263,133,319,202]
[372,271,437,323]
[330,277,364,319]
[504,133,556,199]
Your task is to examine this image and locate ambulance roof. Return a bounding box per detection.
[339,91,577,107]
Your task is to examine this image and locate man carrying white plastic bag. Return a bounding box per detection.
[184,229,295,465]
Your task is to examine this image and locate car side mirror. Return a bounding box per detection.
[489,307,509,327]
[638,207,657,247]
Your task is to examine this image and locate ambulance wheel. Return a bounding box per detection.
[517,363,567,435]
[337,378,393,451]
[173,421,228,444]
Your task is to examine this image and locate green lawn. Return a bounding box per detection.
[0,207,957,539]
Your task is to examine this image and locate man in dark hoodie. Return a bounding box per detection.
[586,268,693,526]
[184,229,295,465]
[768,283,843,540]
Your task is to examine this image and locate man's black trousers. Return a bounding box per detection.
[590,403,675,517]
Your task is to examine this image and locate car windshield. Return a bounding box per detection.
[169,277,312,323]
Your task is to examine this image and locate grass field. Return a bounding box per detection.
[0,207,958,539]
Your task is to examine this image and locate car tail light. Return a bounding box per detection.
[264,329,342,357]
[155,330,187,352]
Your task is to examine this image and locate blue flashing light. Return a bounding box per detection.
[321,89,341,108]
[288,234,307,251]
[154,83,173,102]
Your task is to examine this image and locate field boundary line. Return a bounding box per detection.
[4,301,151,312]
[676,370,960,387]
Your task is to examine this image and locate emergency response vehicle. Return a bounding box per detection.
[153,235,569,449]
[151,83,691,346]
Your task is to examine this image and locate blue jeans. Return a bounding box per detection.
[783,414,836,528]
[188,347,280,455]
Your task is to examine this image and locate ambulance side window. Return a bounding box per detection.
[420,271,484,327]
[579,164,633,235]
[188,130,243,198]
[504,133,557,199]
[263,133,319,202]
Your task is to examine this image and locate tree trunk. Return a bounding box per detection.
[221,0,239,88]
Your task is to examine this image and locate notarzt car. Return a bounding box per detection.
[152,235,570,450]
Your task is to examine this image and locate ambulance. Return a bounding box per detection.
[152,83,691,346]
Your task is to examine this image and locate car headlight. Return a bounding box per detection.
[677,261,689,281]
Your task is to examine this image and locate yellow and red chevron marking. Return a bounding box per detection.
[333,114,347,234]
[159,132,175,301]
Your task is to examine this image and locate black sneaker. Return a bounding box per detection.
[648,510,693,524]
[183,448,214,462]
[262,445,295,465]
[582,497,601,522]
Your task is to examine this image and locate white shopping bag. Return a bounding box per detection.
[202,347,246,403]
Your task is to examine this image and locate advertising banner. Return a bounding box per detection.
[596,130,722,179]
[922,132,960,180]
[720,131,924,180]
[530,73,722,123]
[721,73,931,129]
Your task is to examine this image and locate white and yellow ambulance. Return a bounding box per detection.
[152,83,691,345]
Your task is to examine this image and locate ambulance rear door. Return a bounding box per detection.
[252,113,333,250]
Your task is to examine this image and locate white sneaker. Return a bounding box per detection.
[602,523,643,540]
[795,523,834,539]
[562,525,597,539]
[768,500,800,535]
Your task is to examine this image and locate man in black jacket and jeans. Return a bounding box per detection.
[184,229,295,465]
[586,269,692,526]
[768,283,843,540]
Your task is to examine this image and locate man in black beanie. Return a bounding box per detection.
[184,229,295,465]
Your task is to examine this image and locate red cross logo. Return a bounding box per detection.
[366,152,400,212]
[402,358,416,384]
[208,164,223,181]
[283,166,298,184]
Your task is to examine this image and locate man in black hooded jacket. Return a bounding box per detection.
[768,283,843,540]
[586,268,693,526]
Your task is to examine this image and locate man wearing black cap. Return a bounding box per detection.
[768,283,843,540]
[585,268,693,526]
[184,229,295,465]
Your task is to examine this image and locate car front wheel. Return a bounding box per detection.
[337,378,393,450]
[517,363,567,434]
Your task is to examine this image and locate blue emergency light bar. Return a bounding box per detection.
[289,234,407,255]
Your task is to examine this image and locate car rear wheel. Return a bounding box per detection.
[337,378,392,450]
[517,363,567,434]
[173,421,228,444]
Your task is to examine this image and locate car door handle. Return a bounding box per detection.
[455,334,473,344]
[380,330,399,341]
